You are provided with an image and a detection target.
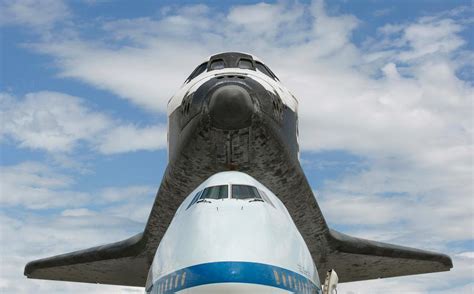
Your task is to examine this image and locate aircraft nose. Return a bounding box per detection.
[208,84,253,130]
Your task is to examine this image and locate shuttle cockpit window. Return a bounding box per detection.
[238,58,254,70]
[231,185,262,200]
[255,61,279,81]
[185,62,208,83]
[209,59,225,71]
[199,185,228,200]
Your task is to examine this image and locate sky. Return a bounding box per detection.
[0,0,473,293]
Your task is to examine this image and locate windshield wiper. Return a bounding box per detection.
[249,198,264,203]
[196,199,211,204]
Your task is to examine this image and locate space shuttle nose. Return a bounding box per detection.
[209,84,253,130]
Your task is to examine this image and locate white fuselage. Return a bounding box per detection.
[146,172,320,293]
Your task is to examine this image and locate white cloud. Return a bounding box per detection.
[0,161,157,212]
[318,192,404,226]
[98,186,156,222]
[318,156,473,244]
[0,161,155,292]
[0,160,156,291]
[1,91,167,154]
[400,18,465,61]
[31,40,208,112]
[104,201,154,223]
[0,0,70,28]
[457,252,474,259]
[0,162,89,209]
[0,212,144,293]
[60,208,96,217]
[227,2,305,40]
[1,92,111,152]
[99,185,154,203]
[98,125,167,154]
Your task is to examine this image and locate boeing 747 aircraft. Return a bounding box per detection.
[25,52,452,293]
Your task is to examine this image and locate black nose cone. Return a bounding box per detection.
[209,85,253,130]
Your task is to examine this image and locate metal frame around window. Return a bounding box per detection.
[187,184,274,210]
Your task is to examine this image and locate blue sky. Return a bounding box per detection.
[1,0,473,293]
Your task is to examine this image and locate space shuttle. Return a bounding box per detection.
[25,52,452,293]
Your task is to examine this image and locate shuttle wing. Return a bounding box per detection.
[25,164,206,287]
[275,164,452,283]
[317,229,453,282]
[24,233,149,287]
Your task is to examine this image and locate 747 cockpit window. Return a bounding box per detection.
[232,185,262,200]
[258,190,275,208]
[199,185,228,200]
[186,184,276,209]
[186,190,203,209]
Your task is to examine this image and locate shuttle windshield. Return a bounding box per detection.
[185,54,279,83]
[185,62,208,83]
[238,58,253,69]
[255,61,278,80]
[209,59,225,70]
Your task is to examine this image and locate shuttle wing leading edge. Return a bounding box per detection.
[320,229,453,282]
[24,233,149,286]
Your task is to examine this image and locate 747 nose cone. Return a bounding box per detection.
[208,85,253,130]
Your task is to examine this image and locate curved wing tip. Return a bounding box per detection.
[442,254,454,269]
[24,261,35,276]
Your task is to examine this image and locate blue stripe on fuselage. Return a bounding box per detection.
[148,261,320,294]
